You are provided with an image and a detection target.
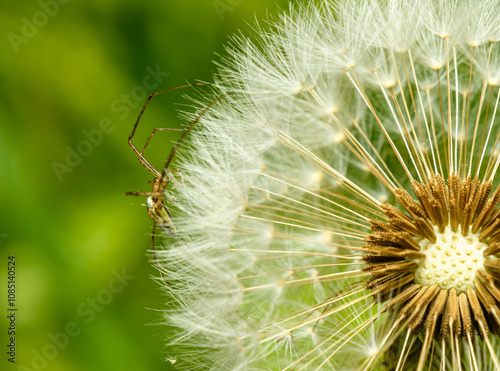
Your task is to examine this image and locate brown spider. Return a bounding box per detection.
[126,83,228,270]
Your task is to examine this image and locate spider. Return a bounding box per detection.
[126,83,228,267]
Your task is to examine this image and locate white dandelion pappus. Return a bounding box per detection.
[155,0,500,370]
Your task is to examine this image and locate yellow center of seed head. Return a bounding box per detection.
[414,226,486,293]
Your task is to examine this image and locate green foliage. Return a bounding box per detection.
[0,1,294,370]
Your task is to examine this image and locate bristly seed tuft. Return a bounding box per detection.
[364,173,500,341]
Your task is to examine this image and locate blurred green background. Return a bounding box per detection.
[0,1,293,370]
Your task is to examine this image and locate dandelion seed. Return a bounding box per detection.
[148,1,500,370]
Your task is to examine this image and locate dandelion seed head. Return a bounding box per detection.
[151,0,500,370]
